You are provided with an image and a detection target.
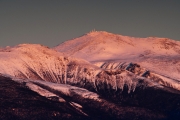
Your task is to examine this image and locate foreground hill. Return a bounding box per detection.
[1,74,180,120]
[54,31,180,81]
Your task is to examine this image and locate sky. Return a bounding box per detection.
[0,0,180,47]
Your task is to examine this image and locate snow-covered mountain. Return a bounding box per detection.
[54,31,180,82]
[0,35,180,119]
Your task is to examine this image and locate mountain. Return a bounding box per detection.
[54,31,180,82]
[0,33,180,119]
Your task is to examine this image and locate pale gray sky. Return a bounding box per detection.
[0,0,180,47]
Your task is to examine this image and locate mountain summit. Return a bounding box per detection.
[54,31,180,62]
